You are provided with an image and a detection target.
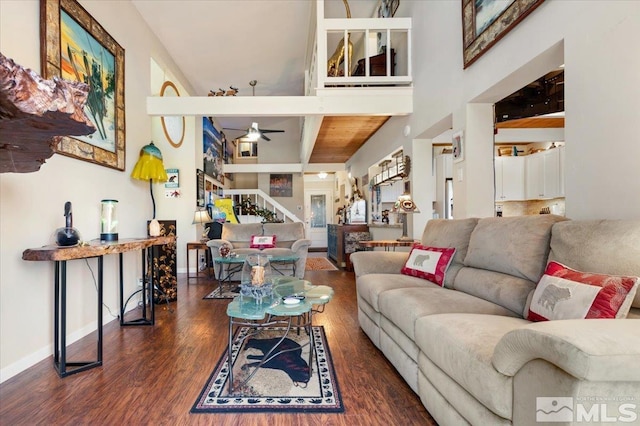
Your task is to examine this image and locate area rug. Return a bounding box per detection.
[203,285,240,299]
[191,325,343,414]
[305,257,338,271]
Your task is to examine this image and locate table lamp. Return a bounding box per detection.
[192,209,213,243]
[393,192,420,242]
[131,142,168,236]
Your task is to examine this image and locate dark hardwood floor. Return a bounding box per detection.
[0,269,436,425]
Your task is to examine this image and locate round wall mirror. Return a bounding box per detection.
[160,81,185,148]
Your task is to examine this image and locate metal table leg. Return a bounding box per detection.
[53,258,103,378]
[120,247,155,326]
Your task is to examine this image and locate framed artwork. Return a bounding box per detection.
[160,81,185,148]
[462,0,545,68]
[165,168,179,188]
[196,169,205,207]
[375,0,400,18]
[269,174,293,197]
[40,0,125,170]
[452,131,464,163]
[203,117,224,184]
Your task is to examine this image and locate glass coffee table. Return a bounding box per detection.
[225,276,333,393]
[213,254,299,294]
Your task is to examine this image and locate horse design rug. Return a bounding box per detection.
[191,326,343,413]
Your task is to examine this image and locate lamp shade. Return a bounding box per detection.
[131,142,168,182]
[192,209,213,224]
[393,193,420,214]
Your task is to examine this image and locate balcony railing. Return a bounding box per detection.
[309,0,412,92]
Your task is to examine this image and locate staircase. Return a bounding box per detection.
[223,189,301,223]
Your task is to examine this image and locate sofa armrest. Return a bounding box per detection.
[291,239,312,253]
[493,319,640,381]
[350,251,408,278]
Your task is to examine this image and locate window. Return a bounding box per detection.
[237,140,258,158]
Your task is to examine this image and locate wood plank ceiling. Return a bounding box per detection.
[495,116,564,129]
[309,116,390,163]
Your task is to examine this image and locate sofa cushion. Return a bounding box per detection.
[464,215,566,283]
[357,273,438,312]
[421,218,479,288]
[401,245,456,286]
[415,313,530,419]
[263,222,305,249]
[221,223,263,248]
[527,261,639,321]
[379,287,519,341]
[548,219,640,308]
[453,267,537,317]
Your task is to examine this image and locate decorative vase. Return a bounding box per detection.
[240,253,273,304]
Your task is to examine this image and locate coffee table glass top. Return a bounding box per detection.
[226,277,334,320]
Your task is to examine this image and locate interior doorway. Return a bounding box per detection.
[304,189,332,248]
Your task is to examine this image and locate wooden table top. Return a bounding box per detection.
[22,236,176,261]
[358,240,418,248]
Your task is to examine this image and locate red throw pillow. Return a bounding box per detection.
[527,261,639,322]
[249,235,276,249]
[400,245,456,287]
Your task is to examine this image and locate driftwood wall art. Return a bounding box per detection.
[0,53,95,173]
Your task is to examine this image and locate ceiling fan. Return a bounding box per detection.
[223,122,284,142]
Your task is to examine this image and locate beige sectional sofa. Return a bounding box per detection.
[207,222,311,279]
[351,216,640,425]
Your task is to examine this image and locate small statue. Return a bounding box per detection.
[382,209,390,224]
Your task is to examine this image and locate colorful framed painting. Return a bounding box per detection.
[202,117,224,184]
[269,174,293,197]
[40,0,125,170]
[462,0,545,68]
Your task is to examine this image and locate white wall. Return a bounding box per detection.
[351,0,640,222]
[0,0,196,381]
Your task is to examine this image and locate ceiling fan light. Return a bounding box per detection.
[318,172,328,179]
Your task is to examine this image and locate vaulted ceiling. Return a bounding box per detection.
[132,0,387,165]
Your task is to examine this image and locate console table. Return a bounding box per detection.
[327,224,369,271]
[22,236,175,377]
[186,241,212,280]
[358,239,418,251]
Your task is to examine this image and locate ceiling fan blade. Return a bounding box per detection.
[222,127,246,131]
[260,129,285,134]
[260,134,271,142]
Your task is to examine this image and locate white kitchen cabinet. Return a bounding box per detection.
[526,148,561,199]
[495,156,525,201]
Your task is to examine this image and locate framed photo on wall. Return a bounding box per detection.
[196,169,205,207]
[40,0,125,170]
[462,0,545,68]
[452,131,464,163]
[269,174,293,197]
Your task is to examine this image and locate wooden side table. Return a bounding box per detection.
[187,241,212,280]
